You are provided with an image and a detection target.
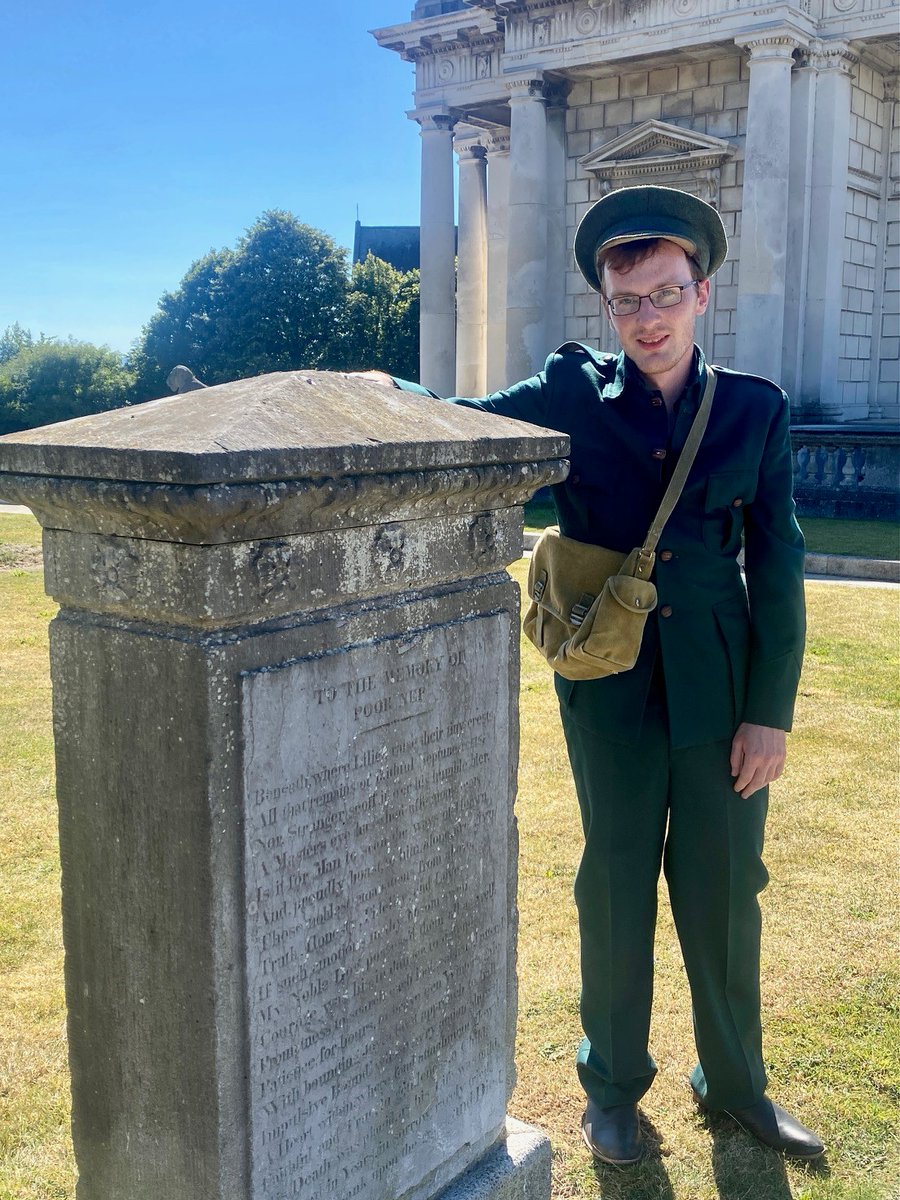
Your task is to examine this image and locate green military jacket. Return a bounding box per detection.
[398,344,805,749]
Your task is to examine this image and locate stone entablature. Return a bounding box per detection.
[376,0,897,86]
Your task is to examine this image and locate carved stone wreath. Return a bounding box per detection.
[252,542,294,597]
[374,525,407,571]
[91,545,142,602]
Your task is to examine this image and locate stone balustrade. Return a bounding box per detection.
[791,425,899,519]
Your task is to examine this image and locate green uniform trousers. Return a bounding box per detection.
[560,673,770,1111]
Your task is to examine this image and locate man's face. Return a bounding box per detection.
[602,241,710,388]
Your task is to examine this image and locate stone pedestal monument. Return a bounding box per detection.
[0,373,566,1200]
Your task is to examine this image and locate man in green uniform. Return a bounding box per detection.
[360,185,824,1165]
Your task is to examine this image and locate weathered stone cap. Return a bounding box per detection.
[0,371,567,485]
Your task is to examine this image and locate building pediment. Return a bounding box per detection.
[580,121,734,181]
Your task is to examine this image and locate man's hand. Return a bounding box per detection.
[730,723,787,798]
[348,370,397,388]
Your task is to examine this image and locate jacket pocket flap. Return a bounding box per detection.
[705,470,758,512]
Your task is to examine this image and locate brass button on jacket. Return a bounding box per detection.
[660,550,673,562]
[660,605,673,618]
[652,448,667,460]
[732,497,743,508]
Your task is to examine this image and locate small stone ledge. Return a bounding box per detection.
[434,1118,552,1200]
[804,552,900,583]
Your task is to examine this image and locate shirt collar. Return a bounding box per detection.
[603,345,706,405]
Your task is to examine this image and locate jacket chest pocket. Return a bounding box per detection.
[703,470,758,554]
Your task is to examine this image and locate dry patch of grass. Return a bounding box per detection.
[0,552,896,1200]
[0,513,43,572]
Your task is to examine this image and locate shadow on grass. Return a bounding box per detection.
[699,1106,831,1200]
[587,1157,676,1200]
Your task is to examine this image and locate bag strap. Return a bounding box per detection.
[632,367,717,577]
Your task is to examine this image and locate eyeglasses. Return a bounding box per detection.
[605,281,700,317]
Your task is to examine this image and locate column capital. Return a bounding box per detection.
[486,129,511,156]
[505,76,546,103]
[455,139,488,164]
[804,38,859,75]
[544,79,572,111]
[883,73,899,104]
[735,31,804,64]
[411,109,457,134]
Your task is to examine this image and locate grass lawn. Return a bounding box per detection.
[524,500,900,561]
[1,536,897,1199]
[792,517,898,561]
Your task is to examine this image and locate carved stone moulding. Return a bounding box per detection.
[801,37,860,74]
[417,43,504,89]
[0,460,567,545]
[373,12,503,66]
[580,120,734,204]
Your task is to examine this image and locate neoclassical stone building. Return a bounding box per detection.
[374,0,899,425]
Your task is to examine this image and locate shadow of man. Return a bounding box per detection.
[700,1107,831,1200]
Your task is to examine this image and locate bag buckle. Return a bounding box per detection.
[569,593,595,627]
[533,569,548,602]
[635,549,654,578]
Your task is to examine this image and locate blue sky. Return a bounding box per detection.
[0,2,423,353]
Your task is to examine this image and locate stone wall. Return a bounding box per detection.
[841,61,888,417]
[561,49,898,414]
[563,51,750,368]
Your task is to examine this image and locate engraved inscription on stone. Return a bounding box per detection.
[242,614,511,1200]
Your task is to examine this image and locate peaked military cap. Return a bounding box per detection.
[574,185,728,293]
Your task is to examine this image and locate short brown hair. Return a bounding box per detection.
[598,238,705,295]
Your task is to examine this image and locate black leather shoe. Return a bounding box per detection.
[581,1100,642,1165]
[694,1091,825,1159]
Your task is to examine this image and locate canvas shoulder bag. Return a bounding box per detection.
[524,367,717,681]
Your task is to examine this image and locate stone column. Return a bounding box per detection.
[416,110,457,397]
[870,73,898,420]
[735,33,801,382]
[456,134,489,396]
[783,49,818,409]
[486,130,511,393]
[0,374,566,1200]
[505,77,550,384]
[801,42,857,418]
[546,85,571,353]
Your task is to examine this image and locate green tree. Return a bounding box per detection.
[131,212,349,398]
[128,248,232,401]
[0,322,35,364]
[339,253,419,380]
[0,339,134,435]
